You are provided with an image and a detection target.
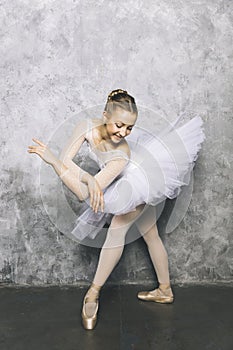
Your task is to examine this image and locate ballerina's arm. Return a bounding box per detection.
[57,119,129,201]
[57,119,93,201]
[93,157,129,191]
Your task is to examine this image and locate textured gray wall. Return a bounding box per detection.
[1,0,232,286]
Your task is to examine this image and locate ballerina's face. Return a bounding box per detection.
[103,108,137,143]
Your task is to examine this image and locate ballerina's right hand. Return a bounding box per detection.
[86,176,104,213]
[27,138,56,165]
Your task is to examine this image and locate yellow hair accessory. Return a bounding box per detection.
[108,89,128,100]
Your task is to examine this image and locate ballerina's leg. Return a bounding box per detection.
[83,203,146,317]
[92,203,146,287]
[135,205,171,286]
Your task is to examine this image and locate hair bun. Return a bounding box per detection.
[108,89,128,100]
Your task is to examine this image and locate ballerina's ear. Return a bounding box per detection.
[102,111,110,125]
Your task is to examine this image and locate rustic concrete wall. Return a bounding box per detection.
[1,0,232,285]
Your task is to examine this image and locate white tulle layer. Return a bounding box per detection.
[71,115,206,241]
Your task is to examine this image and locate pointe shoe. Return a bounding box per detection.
[81,284,100,330]
[137,285,174,304]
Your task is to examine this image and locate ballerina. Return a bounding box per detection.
[28,89,205,330]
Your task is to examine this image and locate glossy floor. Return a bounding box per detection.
[0,284,232,350]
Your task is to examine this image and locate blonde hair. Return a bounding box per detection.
[104,89,138,116]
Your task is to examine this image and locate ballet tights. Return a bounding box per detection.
[92,204,146,286]
[135,205,171,285]
[84,204,146,315]
[87,205,171,303]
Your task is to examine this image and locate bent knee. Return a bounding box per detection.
[111,214,132,229]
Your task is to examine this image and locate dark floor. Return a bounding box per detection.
[0,283,232,350]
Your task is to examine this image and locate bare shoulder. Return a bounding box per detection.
[73,119,90,138]
[74,118,89,130]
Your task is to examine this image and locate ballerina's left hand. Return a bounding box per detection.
[27,138,57,165]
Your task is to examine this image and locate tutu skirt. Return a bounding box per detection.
[71,115,206,241]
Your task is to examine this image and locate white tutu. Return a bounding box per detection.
[71,115,206,241]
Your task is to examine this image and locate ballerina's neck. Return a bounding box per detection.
[89,123,122,153]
